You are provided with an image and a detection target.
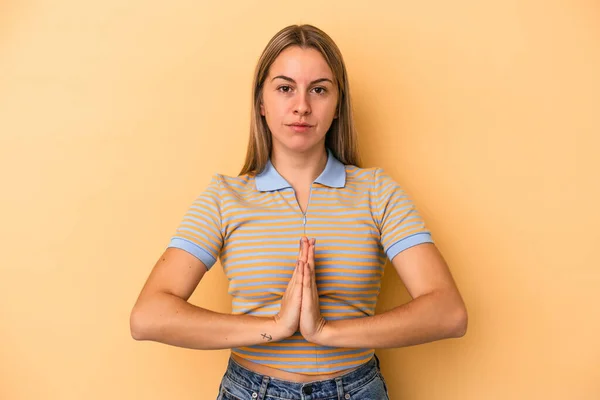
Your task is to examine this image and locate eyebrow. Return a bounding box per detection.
[271,75,334,85]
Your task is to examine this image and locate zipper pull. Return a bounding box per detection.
[303,215,307,225]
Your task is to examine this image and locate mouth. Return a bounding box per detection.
[287,123,313,133]
[287,123,313,127]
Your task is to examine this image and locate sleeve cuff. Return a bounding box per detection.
[167,237,217,269]
[386,232,434,261]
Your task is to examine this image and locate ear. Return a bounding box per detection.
[260,102,265,116]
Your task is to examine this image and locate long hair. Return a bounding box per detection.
[239,24,361,175]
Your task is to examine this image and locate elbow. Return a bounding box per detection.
[130,292,175,341]
[448,305,468,338]
[130,306,149,341]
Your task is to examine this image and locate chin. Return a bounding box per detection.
[285,134,327,150]
[285,142,324,154]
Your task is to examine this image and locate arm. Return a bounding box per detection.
[130,247,301,350]
[309,243,468,348]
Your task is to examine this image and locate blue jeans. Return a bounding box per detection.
[216,355,390,400]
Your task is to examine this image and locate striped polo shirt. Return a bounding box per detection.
[168,148,433,374]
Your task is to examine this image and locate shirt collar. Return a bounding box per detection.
[255,148,346,192]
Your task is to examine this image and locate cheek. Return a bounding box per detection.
[320,100,338,121]
[331,96,340,117]
[329,103,339,118]
[318,93,339,116]
[262,94,280,117]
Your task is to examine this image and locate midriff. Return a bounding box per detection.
[231,353,361,383]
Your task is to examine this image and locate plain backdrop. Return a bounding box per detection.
[1,1,599,399]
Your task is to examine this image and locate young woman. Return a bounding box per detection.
[131,24,468,400]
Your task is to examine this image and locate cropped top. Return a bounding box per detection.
[167,149,433,374]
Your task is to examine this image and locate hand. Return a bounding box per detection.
[300,238,327,342]
[273,238,306,338]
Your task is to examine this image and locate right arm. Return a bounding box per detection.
[129,246,304,350]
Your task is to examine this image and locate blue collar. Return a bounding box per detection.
[255,148,346,192]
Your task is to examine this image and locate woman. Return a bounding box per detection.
[130,24,468,399]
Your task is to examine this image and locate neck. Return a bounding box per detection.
[271,146,328,188]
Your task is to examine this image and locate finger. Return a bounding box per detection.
[289,261,302,301]
[308,239,316,271]
[308,244,319,297]
[300,237,308,263]
[310,246,317,286]
[296,260,304,285]
[284,261,298,293]
[302,259,311,289]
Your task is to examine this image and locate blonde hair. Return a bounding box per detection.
[239,24,361,175]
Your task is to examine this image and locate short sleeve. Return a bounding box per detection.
[373,168,434,261]
[167,174,223,269]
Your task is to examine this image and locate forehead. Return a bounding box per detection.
[268,46,334,81]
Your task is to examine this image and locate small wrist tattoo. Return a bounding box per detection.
[261,333,272,341]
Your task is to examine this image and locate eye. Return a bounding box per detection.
[312,87,327,95]
[277,85,293,93]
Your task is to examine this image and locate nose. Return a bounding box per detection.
[294,92,311,116]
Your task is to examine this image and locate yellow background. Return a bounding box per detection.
[1,1,598,399]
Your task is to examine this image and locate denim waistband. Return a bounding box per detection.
[223,355,380,399]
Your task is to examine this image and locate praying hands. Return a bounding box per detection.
[273,236,327,343]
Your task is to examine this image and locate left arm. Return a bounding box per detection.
[305,242,468,348]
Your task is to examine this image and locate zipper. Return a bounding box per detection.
[300,185,313,236]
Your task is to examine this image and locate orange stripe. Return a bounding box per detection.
[222,253,381,264]
[231,349,373,362]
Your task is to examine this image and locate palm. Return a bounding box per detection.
[299,238,326,340]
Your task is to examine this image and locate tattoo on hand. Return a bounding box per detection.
[261,333,272,341]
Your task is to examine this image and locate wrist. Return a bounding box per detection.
[271,315,296,341]
[305,318,332,346]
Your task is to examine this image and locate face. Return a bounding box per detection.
[260,46,339,155]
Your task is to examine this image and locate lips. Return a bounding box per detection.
[288,123,313,127]
[287,123,313,133]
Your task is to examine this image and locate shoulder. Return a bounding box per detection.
[344,165,394,187]
[211,172,257,195]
